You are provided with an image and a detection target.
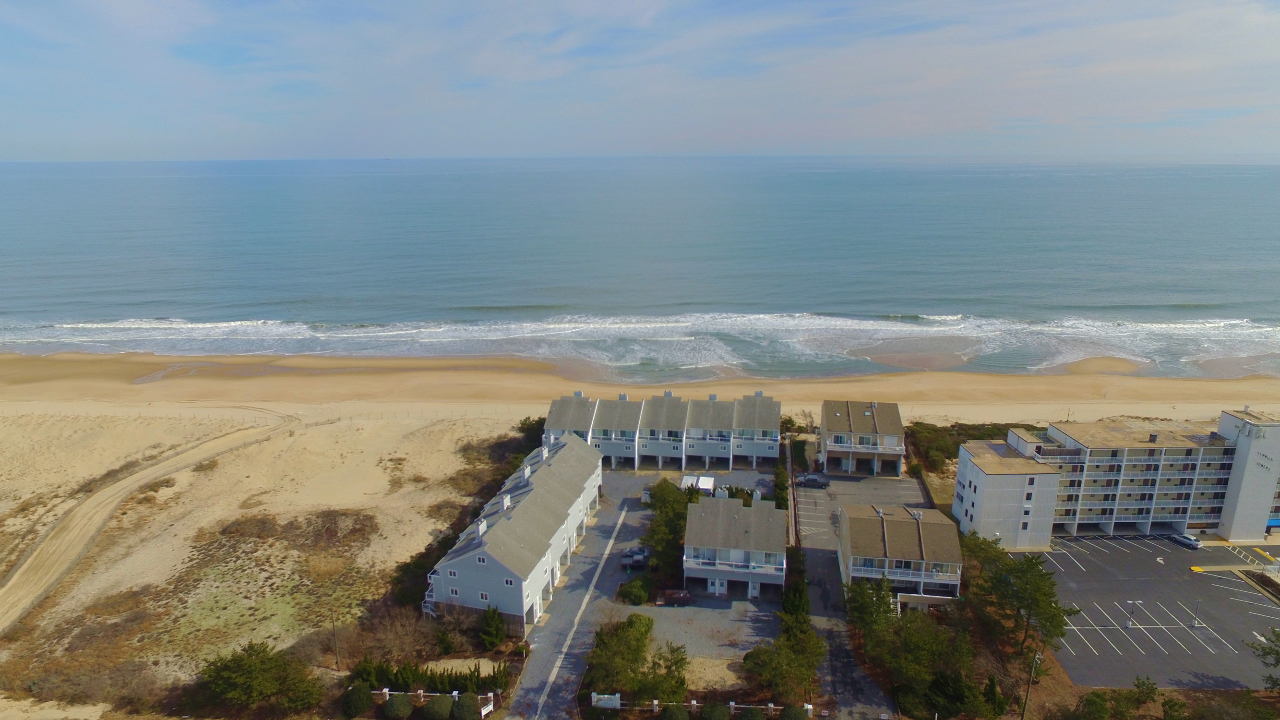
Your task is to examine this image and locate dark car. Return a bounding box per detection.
[797,474,829,489]
[657,589,692,606]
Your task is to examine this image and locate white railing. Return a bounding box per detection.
[374,691,497,718]
[1123,471,1161,479]
[1197,469,1233,478]
[1078,501,1116,508]
[826,442,906,453]
[1187,514,1222,522]
[1151,513,1188,521]
[1084,471,1123,479]
[849,565,960,583]
[1055,501,1079,509]
[684,559,785,574]
[1270,512,1280,521]
[1116,500,1153,508]
[1154,499,1191,506]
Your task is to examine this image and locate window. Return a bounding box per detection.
[448,570,457,578]
[479,592,489,601]
[1021,522,1029,530]
[1023,509,1030,516]
[1025,492,1033,501]
[720,445,727,451]
[858,435,875,446]
[594,443,601,449]
[1028,477,1035,486]
[832,435,848,445]
[767,445,775,451]
[505,578,514,586]
[477,556,487,564]
[625,445,632,451]
[450,587,459,596]
[641,443,648,449]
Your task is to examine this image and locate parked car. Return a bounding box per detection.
[622,547,652,569]
[1171,533,1202,550]
[797,474,829,489]
[657,589,692,606]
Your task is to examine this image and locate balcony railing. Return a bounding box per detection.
[1116,500,1153,508]
[1197,469,1233,478]
[1270,512,1280,521]
[849,565,961,583]
[826,442,906,453]
[1187,514,1222,522]
[1078,500,1117,508]
[1122,471,1161,479]
[1151,513,1188,521]
[1055,501,1079,509]
[1084,471,1123,479]
[1154,499,1191,506]
[684,559,785,574]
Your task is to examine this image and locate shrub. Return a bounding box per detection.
[384,693,414,720]
[341,683,374,718]
[451,692,481,720]
[198,641,324,712]
[738,709,766,720]
[479,606,506,650]
[424,694,454,720]
[907,461,924,480]
[1133,675,1158,706]
[1161,696,1188,720]
[779,707,808,720]
[700,702,730,720]
[659,704,690,720]
[618,574,652,605]
[1076,691,1110,720]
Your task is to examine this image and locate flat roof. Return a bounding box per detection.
[684,496,787,554]
[964,440,1057,475]
[1010,427,1044,444]
[1225,408,1280,426]
[822,400,904,437]
[1050,419,1219,450]
[841,504,961,564]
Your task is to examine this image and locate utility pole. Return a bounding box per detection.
[1021,649,1042,720]
[332,611,341,672]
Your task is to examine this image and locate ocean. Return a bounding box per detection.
[2,158,1279,381]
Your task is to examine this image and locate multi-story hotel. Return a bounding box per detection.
[954,408,1280,549]
[543,391,782,470]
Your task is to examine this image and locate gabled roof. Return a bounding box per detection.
[841,504,961,564]
[822,400,904,437]
[438,435,602,579]
[546,395,597,433]
[593,398,644,431]
[684,497,787,554]
[640,394,689,431]
[733,394,781,431]
[687,398,735,431]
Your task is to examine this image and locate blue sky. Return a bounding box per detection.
[1,0,1278,160]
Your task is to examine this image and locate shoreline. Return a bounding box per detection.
[4,352,1280,425]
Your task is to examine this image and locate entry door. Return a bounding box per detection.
[717,578,727,595]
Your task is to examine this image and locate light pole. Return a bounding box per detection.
[1126,600,1143,628]
[1021,649,1042,720]
[1191,599,1202,627]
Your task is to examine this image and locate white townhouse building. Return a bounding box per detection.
[838,504,962,612]
[819,400,906,477]
[683,496,788,600]
[422,435,603,636]
[543,391,782,470]
[954,408,1280,549]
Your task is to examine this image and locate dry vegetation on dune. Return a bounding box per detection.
[0,410,535,715]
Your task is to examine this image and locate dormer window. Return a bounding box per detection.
[477,556,487,564]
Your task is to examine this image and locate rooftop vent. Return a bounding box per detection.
[477,518,487,537]
[865,411,872,416]
[1149,433,1159,443]
[501,494,511,510]
[619,393,628,401]
[664,390,673,397]
[574,390,583,397]
[523,465,531,480]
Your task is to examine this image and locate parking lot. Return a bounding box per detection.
[1032,536,1280,688]
[795,473,929,552]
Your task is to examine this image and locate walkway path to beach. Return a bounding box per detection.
[0,408,299,634]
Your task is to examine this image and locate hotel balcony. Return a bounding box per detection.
[684,559,785,575]
[825,441,906,454]
[848,565,960,583]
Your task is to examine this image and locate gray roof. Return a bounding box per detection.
[822,400,904,437]
[640,394,689,431]
[593,398,644,431]
[733,394,781,431]
[546,395,597,432]
[687,398,735,431]
[439,435,602,578]
[684,497,787,553]
[841,504,961,564]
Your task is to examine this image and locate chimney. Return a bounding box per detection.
[664,390,673,397]
[755,390,763,397]
[477,518,487,537]
[574,390,583,398]
[619,393,628,401]
[1149,433,1159,443]
[523,465,531,480]
[501,494,511,510]
[709,394,717,402]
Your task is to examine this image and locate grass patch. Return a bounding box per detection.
[192,458,219,473]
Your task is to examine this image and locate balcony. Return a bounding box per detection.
[1151,513,1188,521]
[826,442,906,454]
[1154,499,1191,506]
[1078,500,1117,508]
[684,559,785,575]
[1270,512,1280,521]
[1116,500,1153,508]
[1055,501,1079,509]
[1122,471,1161,480]
[1187,514,1222,522]
[1084,471,1123,480]
[1197,469,1233,478]
[849,565,960,583]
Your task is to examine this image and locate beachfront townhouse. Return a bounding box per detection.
[838,504,962,611]
[542,391,782,470]
[683,496,788,600]
[955,408,1280,548]
[819,400,906,476]
[423,435,603,636]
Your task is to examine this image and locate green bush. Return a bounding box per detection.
[197,641,324,712]
[1161,696,1188,720]
[779,707,808,720]
[450,692,481,720]
[699,703,730,720]
[423,694,454,720]
[907,461,924,480]
[348,658,509,694]
[617,574,652,605]
[384,693,414,720]
[738,709,766,720]
[479,606,506,650]
[659,704,690,720]
[341,682,374,718]
[1076,691,1110,720]
[1132,675,1158,706]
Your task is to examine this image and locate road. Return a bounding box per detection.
[0,410,298,634]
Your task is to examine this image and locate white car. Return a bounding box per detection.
[1171,533,1202,550]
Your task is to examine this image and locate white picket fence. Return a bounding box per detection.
[375,689,497,718]
[589,694,814,717]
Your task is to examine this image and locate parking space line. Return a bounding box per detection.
[1040,551,1065,572]
[1065,623,1101,655]
[1058,635,1077,655]
[1073,604,1123,654]
[1138,603,1191,654]
[1137,537,1166,551]
[1156,601,1215,653]
[1214,583,1265,596]
[1094,602,1145,654]
[1098,538,1130,552]
[1115,602,1168,654]
[1060,540,1089,554]
[1058,550,1086,572]
[1077,538,1111,553]
[1118,537,1152,553]
[1204,573,1248,583]
[1231,597,1279,609]
[1249,611,1280,623]
[1178,600,1240,653]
